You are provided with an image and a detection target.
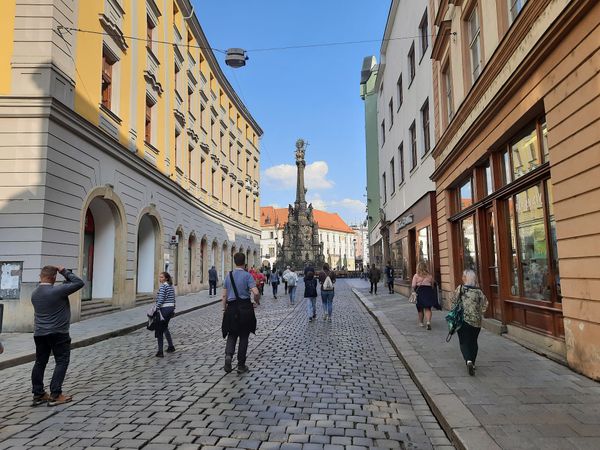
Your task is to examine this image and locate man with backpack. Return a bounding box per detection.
[283,268,299,305]
[318,263,336,321]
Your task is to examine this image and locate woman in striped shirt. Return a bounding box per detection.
[155,271,176,357]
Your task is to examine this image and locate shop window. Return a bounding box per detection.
[458,177,473,210]
[507,181,559,302]
[510,126,540,180]
[501,149,512,186]
[459,215,478,272]
[391,236,410,281]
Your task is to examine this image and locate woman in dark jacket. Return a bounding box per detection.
[270,268,280,298]
[304,271,318,321]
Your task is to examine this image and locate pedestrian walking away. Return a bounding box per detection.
[282,266,291,294]
[270,267,280,298]
[154,272,176,357]
[249,267,266,296]
[303,263,315,277]
[283,268,299,305]
[208,265,218,296]
[304,270,318,321]
[30,265,84,407]
[221,252,261,374]
[363,264,369,281]
[369,264,381,295]
[452,269,488,376]
[318,263,336,321]
[412,261,440,330]
[385,261,395,294]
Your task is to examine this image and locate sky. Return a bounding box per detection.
[193,0,392,225]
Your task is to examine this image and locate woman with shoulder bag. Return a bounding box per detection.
[411,261,438,330]
[452,269,488,376]
[154,272,176,357]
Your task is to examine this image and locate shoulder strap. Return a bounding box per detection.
[229,271,241,301]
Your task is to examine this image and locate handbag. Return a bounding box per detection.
[409,284,420,304]
[445,286,465,342]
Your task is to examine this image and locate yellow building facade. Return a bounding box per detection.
[0,0,262,330]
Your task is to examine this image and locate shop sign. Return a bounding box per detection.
[395,214,414,233]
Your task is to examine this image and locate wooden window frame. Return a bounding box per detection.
[408,43,416,85]
[421,99,431,156]
[101,49,115,110]
[144,97,153,144]
[419,9,429,59]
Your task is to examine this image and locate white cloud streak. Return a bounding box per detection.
[262,161,334,190]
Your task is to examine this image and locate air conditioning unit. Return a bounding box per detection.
[170,235,179,245]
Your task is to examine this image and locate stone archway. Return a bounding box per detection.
[221,242,228,281]
[200,236,208,285]
[79,187,127,312]
[187,232,197,286]
[136,214,161,294]
[173,226,184,286]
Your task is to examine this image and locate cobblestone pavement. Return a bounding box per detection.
[348,279,600,450]
[0,280,453,450]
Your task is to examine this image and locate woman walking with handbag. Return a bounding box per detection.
[411,261,438,330]
[270,267,280,299]
[452,269,488,376]
[155,272,176,357]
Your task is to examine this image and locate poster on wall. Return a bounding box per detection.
[0,261,22,299]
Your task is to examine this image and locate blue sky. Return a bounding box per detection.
[193,0,391,225]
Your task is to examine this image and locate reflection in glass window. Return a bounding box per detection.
[459,178,473,210]
[546,180,561,301]
[541,121,549,163]
[483,161,493,197]
[418,227,430,265]
[511,127,539,180]
[460,216,477,271]
[502,149,512,186]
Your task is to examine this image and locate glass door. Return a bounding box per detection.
[485,207,502,320]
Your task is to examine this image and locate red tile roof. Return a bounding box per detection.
[260,206,353,233]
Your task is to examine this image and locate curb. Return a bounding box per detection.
[0,298,220,371]
[352,288,501,450]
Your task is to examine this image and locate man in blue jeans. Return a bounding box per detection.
[318,263,336,321]
[31,266,84,407]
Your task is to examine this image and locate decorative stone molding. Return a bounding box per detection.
[229,172,237,181]
[98,14,128,51]
[174,109,185,127]
[187,127,199,144]
[144,70,164,96]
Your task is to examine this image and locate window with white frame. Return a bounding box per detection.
[442,62,454,123]
[468,6,482,83]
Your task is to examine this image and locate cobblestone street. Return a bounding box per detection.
[0,280,452,449]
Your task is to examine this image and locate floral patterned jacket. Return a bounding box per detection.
[451,285,489,328]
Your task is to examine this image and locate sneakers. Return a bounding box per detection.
[155,351,164,357]
[467,361,475,376]
[166,346,176,353]
[237,364,249,374]
[426,322,432,330]
[47,394,72,407]
[418,322,424,327]
[308,317,314,322]
[312,313,316,319]
[323,314,328,321]
[32,393,51,407]
[224,355,233,373]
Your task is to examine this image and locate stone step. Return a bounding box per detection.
[80,300,119,320]
[135,294,154,306]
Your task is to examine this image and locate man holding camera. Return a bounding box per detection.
[31,266,84,407]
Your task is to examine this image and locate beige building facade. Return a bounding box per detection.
[0,0,262,331]
[430,0,600,379]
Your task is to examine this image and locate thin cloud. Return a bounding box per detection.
[262,161,334,190]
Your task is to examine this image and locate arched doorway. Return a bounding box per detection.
[231,245,237,270]
[188,233,197,285]
[136,214,159,294]
[221,242,228,281]
[200,237,207,284]
[173,228,184,286]
[82,197,118,301]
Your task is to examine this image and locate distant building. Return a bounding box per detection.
[261,207,356,270]
[351,223,369,270]
[371,0,438,296]
[359,57,382,267]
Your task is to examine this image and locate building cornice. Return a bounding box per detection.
[0,97,260,237]
[431,0,592,181]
